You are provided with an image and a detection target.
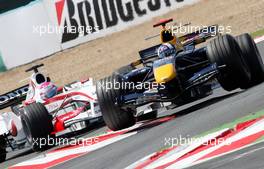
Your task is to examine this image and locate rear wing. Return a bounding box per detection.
[0,85,29,109]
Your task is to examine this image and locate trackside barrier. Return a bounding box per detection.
[0,0,199,69]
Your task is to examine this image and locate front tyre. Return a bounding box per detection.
[21,103,53,151]
[207,34,251,91]
[96,75,135,131]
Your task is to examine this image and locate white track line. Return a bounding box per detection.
[126,129,228,169]
[255,35,264,43]
[166,119,264,169]
[13,131,138,167]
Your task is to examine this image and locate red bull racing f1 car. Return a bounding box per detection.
[96,18,264,131]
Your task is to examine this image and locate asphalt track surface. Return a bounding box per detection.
[1,41,264,169]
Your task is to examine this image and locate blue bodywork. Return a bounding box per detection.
[118,27,220,107]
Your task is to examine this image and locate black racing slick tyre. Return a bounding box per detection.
[96,75,135,131]
[235,33,264,88]
[207,34,251,91]
[21,103,53,151]
[0,148,6,163]
[0,136,6,163]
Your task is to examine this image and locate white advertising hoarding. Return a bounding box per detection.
[0,0,199,69]
[0,2,61,69]
[45,0,199,49]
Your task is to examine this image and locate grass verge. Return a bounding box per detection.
[251,28,264,38]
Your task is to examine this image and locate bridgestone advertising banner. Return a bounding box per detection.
[49,0,198,49]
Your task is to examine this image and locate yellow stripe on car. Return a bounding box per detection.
[154,63,176,83]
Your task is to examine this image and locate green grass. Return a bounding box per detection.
[251,28,264,38]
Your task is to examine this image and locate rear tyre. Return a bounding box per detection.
[235,33,264,88]
[207,34,251,91]
[0,148,6,163]
[0,136,6,163]
[21,103,53,151]
[96,75,136,131]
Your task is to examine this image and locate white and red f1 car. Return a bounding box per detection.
[0,64,102,154]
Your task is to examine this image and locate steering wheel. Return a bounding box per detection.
[25,64,44,73]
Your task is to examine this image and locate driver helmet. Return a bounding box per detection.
[39,82,58,100]
[157,43,177,59]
